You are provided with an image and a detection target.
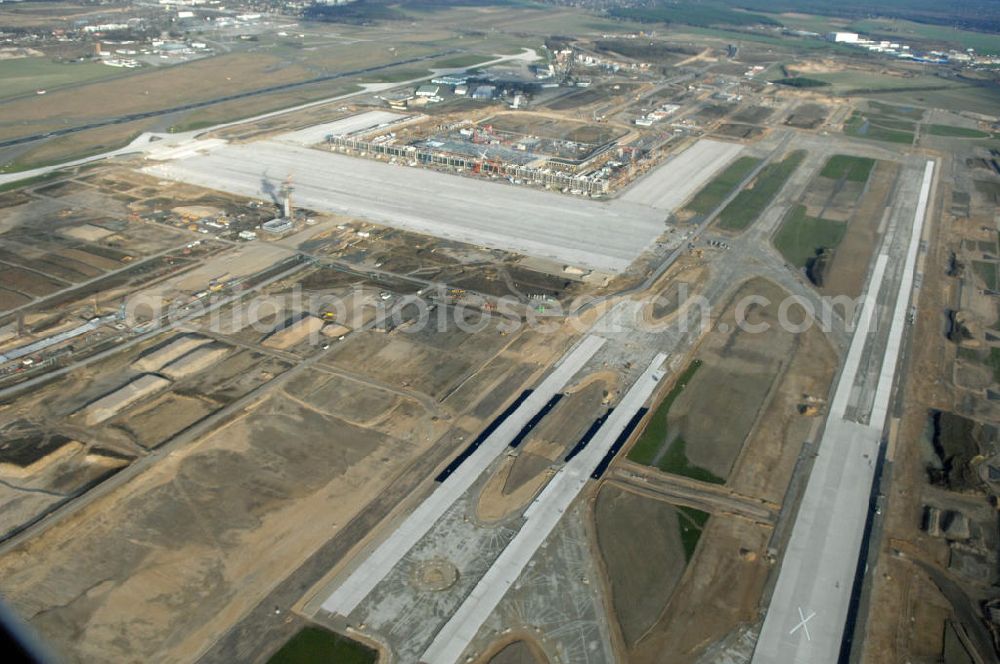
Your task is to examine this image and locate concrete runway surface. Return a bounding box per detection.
[275,110,410,147]
[144,137,744,272]
[319,335,607,617]
[621,138,745,211]
[752,160,935,664]
[421,352,667,664]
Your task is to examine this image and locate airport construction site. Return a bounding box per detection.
[0,31,996,664]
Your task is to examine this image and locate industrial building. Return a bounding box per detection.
[472,85,496,101]
[261,218,293,235]
[826,31,860,43]
[431,75,466,86]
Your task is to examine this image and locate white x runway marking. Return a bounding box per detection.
[789,607,816,641]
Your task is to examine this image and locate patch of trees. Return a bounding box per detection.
[774,77,830,88]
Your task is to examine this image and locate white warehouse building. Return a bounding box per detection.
[827,32,860,43]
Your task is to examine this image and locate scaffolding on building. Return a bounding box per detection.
[326,135,610,194]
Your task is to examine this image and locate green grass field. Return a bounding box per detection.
[989,348,1000,383]
[844,111,914,144]
[868,101,925,119]
[677,506,710,562]
[628,359,702,466]
[873,86,1000,118]
[799,71,1000,115]
[973,261,998,290]
[805,70,959,95]
[0,170,65,192]
[623,360,726,484]
[655,438,726,484]
[926,124,990,138]
[774,76,829,88]
[359,67,432,83]
[773,205,848,267]
[820,155,876,182]
[431,54,494,68]
[608,4,779,29]
[267,627,376,664]
[717,151,806,231]
[675,25,857,53]
[168,82,361,133]
[865,116,917,131]
[684,156,762,215]
[0,57,124,100]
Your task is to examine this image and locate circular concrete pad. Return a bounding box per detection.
[410,558,459,592]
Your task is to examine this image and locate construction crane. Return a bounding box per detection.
[471,124,496,144]
[473,149,489,174]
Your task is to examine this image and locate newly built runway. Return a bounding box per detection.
[752,160,935,664]
[320,334,606,617]
[421,352,667,664]
[143,135,742,273]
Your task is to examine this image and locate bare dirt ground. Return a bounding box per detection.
[596,276,841,661]
[669,279,799,481]
[486,112,625,145]
[477,372,613,522]
[0,384,449,663]
[627,512,770,664]
[641,263,709,325]
[727,312,837,504]
[476,454,553,523]
[321,322,513,404]
[479,634,550,664]
[0,312,561,663]
[861,151,992,663]
[787,59,849,75]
